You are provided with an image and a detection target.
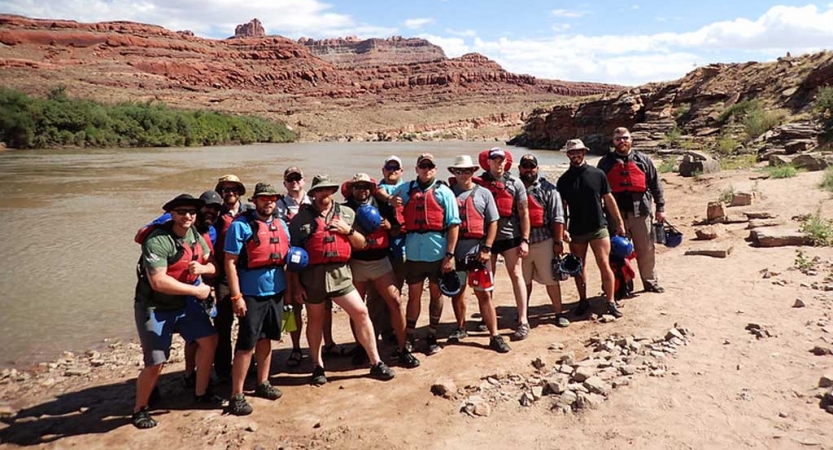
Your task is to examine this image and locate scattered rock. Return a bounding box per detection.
[695,226,719,240]
[729,192,754,207]
[519,392,534,407]
[0,405,16,419]
[431,379,457,398]
[531,357,546,371]
[245,423,259,432]
[792,153,830,171]
[819,374,833,388]
[680,153,720,177]
[810,346,833,356]
[548,342,564,351]
[793,299,806,308]
[583,377,609,395]
[746,323,775,339]
[747,218,784,229]
[473,402,491,417]
[64,368,91,377]
[599,314,617,323]
[706,202,726,223]
[750,228,811,247]
[744,211,776,220]
[572,366,595,383]
[685,244,733,258]
[665,328,685,341]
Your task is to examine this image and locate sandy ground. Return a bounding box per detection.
[1,165,832,449]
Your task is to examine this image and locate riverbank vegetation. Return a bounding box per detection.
[0,87,297,149]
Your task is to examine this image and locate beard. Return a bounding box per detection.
[520,172,536,183]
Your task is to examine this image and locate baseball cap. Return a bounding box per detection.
[520,154,538,167]
[416,153,436,165]
[384,155,402,168]
[284,166,303,180]
[488,147,506,160]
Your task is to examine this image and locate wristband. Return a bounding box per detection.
[230,293,243,302]
[521,238,530,245]
[553,240,563,245]
[480,245,492,253]
[445,251,455,259]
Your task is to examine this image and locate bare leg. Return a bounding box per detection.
[323,305,335,347]
[290,304,304,350]
[254,338,273,385]
[184,342,197,376]
[474,289,498,335]
[427,281,443,337]
[546,283,563,314]
[569,242,590,300]
[194,334,217,396]
[451,285,467,329]
[332,290,382,364]
[406,281,423,340]
[589,237,616,304]
[372,272,407,350]
[231,349,253,396]
[134,364,164,412]
[306,302,325,368]
[502,248,529,325]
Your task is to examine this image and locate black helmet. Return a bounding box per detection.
[439,271,463,296]
[556,254,582,277]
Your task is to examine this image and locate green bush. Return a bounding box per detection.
[813,86,833,142]
[658,158,676,173]
[664,125,682,146]
[743,108,786,140]
[821,167,833,193]
[716,135,741,156]
[0,87,297,149]
[763,165,798,178]
[718,184,735,203]
[721,154,757,170]
[718,99,761,124]
[800,210,833,246]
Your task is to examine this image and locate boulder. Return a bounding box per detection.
[430,379,457,398]
[685,244,733,258]
[680,154,720,177]
[792,153,829,171]
[706,202,725,222]
[746,218,784,229]
[750,228,811,247]
[695,226,719,240]
[784,140,815,154]
[729,192,754,207]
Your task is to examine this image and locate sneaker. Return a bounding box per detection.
[369,361,395,381]
[607,302,624,319]
[475,320,488,332]
[194,389,225,407]
[512,323,530,341]
[645,284,665,294]
[311,365,327,386]
[555,314,571,328]
[253,382,282,400]
[397,348,421,369]
[132,406,157,429]
[447,327,468,343]
[405,337,415,353]
[425,334,442,355]
[489,335,511,353]
[574,299,591,316]
[228,393,253,416]
[351,346,369,367]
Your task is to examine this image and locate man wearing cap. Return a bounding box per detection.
[343,173,420,368]
[133,194,222,429]
[213,175,253,381]
[597,127,666,294]
[556,139,626,319]
[288,175,396,385]
[224,183,290,415]
[446,155,510,353]
[477,147,532,340]
[518,154,569,327]
[390,154,460,355]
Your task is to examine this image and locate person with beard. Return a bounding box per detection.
[597,127,666,294]
[556,139,626,319]
[517,154,569,327]
[342,173,420,368]
[390,154,460,356]
[477,147,532,341]
[288,175,396,385]
[224,183,290,415]
[446,155,510,353]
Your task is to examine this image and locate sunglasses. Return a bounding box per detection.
[566,150,584,155]
[451,168,474,175]
[418,163,436,170]
[255,195,279,203]
[352,183,373,190]
[285,174,303,183]
[384,165,401,171]
[172,209,198,216]
[614,136,631,142]
[221,187,240,194]
[520,163,537,169]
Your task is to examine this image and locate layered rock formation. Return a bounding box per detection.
[233,19,264,38]
[300,36,446,67]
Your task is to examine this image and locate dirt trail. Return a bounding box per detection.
[1,167,832,450]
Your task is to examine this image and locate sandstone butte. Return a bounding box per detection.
[0,15,620,141]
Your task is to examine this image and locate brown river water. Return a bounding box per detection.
[0,142,569,367]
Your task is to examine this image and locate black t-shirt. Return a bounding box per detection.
[556,164,611,235]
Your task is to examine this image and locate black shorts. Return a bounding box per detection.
[235,293,284,352]
[491,237,521,255]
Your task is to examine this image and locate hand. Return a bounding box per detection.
[380,218,391,231]
[292,286,308,305]
[553,241,564,256]
[328,217,352,235]
[616,224,627,237]
[518,241,529,258]
[563,232,571,244]
[478,248,491,265]
[232,296,247,317]
[655,211,666,223]
[441,255,455,273]
[194,283,211,300]
[389,194,403,208]
[187,261,204,276]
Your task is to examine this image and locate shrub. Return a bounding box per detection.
[763,165,798,178]
[718,184,735,203]
[658,158,676,173]
[743,108,786,140]
[721,154,757,170]
[821,166,833,193]
[813,86,833,142]
[800,210,833,247]
[716,135,741,156]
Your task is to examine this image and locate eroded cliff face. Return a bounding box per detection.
[0,14,621,140]
[510,52,833,154]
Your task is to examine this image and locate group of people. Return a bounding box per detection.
[131,127,666,429]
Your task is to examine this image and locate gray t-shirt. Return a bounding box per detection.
[274,193,311,221]
[451,184,499,259]
[492,175,527,242]
[527,176,566,244]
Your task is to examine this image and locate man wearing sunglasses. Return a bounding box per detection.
[557,139,626,319]
[376,155,408,293]
[390,154,460,355]
[517,154,569,328]
[597,127,666,294]
[224,183,291,415]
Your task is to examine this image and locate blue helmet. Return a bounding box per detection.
[610,235,634,259]
[555,254,582,277]
[356,204,382,232]
[286,246,309,272]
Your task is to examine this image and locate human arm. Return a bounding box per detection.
[602,192,626,236]
[643,155,666,221]
[515,180,530,257]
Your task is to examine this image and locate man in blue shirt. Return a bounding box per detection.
[391,153,460,355]
[224,183,290,416]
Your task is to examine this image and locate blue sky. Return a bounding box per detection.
[3,0,833,85]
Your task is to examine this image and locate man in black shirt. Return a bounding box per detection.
[556,139,626,318]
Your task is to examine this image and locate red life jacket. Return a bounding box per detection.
[236,212,289,270]
[201,230,215,255]
[214,211,236,266]
[526,184,546,228]
[351,199,390,252]
[474,174,514,218]
[137,223,205,285]
[606,158,647,194]
[457,186,485,239]
[305,205,353,265]
[403,181,446,233]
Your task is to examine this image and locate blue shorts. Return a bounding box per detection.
[134,297,217,367]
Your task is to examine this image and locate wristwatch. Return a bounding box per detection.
[521,237,530,244]
[480,245,492,252]
[553,240,563,245]
[445,251,455,259]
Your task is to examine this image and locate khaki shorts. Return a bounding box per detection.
[405,260,443,286]
[300,263,356,304]
[350,258,394,283]
[522,238,558,285]
[570,227,609,244]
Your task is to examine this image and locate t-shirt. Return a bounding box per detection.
[479,172,527,242]
[556,164,611,236]
[451,184,498,259]
[136,225,211,311]
[224,215,290,297]
[274,193,311,221]
[393,179,461,263]
[527,176,565,244]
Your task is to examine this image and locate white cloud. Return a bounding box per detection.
[417,34,469,57]
[551,9,586,18]
[0,0,390,38]
[404,17,434,30]
[552,23,571,32]
[632,4,640,9]
[446,28,476,37]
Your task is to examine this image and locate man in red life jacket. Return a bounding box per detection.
[388,154,461,356]
[597,127,666,294]
[343,173,420,368]
[478,147,533,341]
[518,154,570,327]
[288,175,396,385]
[213,174,253,382]
[224,183,290,415]
[446,155,511,353]
[132,194,222,429]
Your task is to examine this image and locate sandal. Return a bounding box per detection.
[286,348,303,367]
[322,343,346,358]
[132,407,157,429]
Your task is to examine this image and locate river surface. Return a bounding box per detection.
[0,141,569,367]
